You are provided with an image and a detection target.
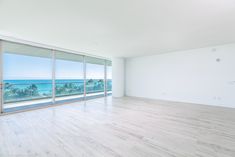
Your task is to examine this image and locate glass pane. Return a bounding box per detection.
[86,57,105,97]
[106,60,112,94]
[55,51,84,101]
[2,41,52,111]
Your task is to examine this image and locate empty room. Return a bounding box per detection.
[0,0,235,157]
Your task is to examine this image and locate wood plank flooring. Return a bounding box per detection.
[0,96,234,157]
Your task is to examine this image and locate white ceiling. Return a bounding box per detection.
[0,0,235,58]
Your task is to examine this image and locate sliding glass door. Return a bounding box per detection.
[86,57,105,98]
[2,41,53,111]
[55,51,84,102]
[0,40,112,113]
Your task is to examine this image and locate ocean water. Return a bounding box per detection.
[4,79,84,84]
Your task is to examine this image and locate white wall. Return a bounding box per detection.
[125,44,235,108]
[112,58,125,97]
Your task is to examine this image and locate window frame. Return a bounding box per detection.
[0,39,112,113]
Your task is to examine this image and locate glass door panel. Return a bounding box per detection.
[86,57,105,98]
[2,41,53,111]
[106,60,112,94]
[55,51,84,102]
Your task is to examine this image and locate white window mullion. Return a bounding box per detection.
[52,50,56,104]
[0,40,3,113]
[104,60,107,96]
[83,56,86,100]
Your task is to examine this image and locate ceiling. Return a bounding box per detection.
[0,0,235,58]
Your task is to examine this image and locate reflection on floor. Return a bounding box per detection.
[0,96,234,157]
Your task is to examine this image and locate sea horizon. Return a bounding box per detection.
[4,79,111,83]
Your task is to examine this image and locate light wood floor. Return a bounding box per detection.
[0,96,235,157]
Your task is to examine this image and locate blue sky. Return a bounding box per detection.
[3,53,109,80]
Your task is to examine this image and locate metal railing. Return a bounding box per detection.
[4,82,52,103]
[3,80,112,103]
[55,82,84,97]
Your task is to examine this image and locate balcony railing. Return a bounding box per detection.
[4,82,52,103]
[55,81,84,97]
[107,80,112,92]
[3,80,112,104]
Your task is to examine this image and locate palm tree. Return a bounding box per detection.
[27,84,39,96]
